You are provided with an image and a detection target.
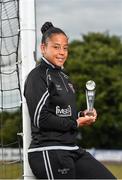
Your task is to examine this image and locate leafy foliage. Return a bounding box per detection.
[65,32,122,149]
[0,111,22,147]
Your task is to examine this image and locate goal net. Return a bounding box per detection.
[0,0,23,178]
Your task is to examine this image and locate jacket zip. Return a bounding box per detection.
[58,72,68,92]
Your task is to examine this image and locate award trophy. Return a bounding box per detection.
[86,80,96,116]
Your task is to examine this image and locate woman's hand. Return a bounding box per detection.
[84,108,97,118]
[77,108,97,127]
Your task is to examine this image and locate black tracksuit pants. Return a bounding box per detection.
[28,148,116,179]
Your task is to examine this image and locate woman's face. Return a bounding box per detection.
[41,33,68,67]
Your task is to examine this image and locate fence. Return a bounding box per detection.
[0,148,122,162]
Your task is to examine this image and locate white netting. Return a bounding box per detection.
[0,0,23,178]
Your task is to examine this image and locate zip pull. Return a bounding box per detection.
[58,72,68,92]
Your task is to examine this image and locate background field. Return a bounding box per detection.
[0,162,122,179]
[103,162,122,179]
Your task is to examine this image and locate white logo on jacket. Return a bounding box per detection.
[56,84,62,91]
[56,105,72,117]
[68,83,75,93]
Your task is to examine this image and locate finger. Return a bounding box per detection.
[93,108,97,116]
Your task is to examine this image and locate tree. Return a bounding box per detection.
[0,111,22,147]
[65,32,122,149]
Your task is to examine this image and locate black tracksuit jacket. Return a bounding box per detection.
[24,58,78,150]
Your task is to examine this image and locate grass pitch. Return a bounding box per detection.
[0,162,122,179]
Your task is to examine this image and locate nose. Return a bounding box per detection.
[59,47,65,55]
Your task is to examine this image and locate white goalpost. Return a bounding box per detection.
[20,0,36,179]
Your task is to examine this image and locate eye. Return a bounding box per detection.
[64,46,68,51]
[53,46,60,49]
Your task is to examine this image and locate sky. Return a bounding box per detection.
[36,0,122,58]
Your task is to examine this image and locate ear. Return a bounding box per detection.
[40,43,45,55]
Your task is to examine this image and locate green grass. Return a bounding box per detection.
[0,162,122,179]
[103,162,122,179]
[0,162,23,179]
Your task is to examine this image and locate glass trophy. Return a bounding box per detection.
[86,80,96,116]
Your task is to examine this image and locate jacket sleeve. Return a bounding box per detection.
[24,72,77,132]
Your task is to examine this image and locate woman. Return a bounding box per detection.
[24,22,116,179]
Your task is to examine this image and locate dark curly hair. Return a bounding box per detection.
[40,22,68,44]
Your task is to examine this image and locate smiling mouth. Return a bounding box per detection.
[57,58,65,61]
